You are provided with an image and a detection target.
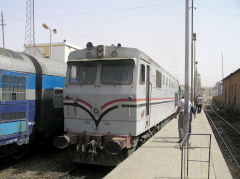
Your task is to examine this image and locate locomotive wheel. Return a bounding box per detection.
[11,144,30,159]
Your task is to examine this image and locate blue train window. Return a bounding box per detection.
[2,75,26,100]
[1,112,26,121]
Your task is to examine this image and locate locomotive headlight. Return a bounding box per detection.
[93,107,100,114]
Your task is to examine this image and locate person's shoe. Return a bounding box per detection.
[177,139,182,143]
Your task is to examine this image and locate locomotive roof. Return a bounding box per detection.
[68,45,152,62]
[68,44,178,82]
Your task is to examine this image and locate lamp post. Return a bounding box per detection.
[194,60,198,97]
[42,23,57,59]
[193,33,197,98]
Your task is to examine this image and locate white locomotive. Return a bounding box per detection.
[54,43,179,166]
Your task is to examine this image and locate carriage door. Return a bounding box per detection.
[146,65,150,126]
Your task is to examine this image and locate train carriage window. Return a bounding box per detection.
[156,70,162,88]
[101,59,134,85]
[139,64,145,84]
[69,62,97,85]
[2,75,26,101]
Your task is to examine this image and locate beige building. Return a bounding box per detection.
[25,40,81,62]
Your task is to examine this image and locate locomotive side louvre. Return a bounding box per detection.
[56,44,179,166]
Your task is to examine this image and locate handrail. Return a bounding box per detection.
[180,133,211,179]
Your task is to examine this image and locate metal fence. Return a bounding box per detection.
[180,133,212,179]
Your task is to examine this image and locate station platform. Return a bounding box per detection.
[105,111,232,179]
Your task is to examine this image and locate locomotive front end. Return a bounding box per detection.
[55,43,140,165]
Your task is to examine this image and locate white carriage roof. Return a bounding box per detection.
[0,47,36,73]
[0,47,66,76]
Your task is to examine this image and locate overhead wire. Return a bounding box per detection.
[195,1,240,16]
[5,0,182,21]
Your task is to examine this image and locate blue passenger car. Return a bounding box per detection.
[0,48,66,157]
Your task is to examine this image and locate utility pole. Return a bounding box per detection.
[193,37,197,97]
[190,0,194,103]
[221,52,224,80]
[1,12,6,48]
[184,0,190,141]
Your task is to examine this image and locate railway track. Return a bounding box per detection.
[204,101,240,175]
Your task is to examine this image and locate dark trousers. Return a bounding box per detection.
[197,104,202,113]
[189,113,192,134]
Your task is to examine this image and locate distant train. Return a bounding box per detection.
[54,43,179,166]
[0,47,66,158]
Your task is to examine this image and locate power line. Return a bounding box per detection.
[6,0,182,21]
[195,1,240,9]
[196,1,240,16]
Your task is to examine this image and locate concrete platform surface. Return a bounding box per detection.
[104,112,232,179]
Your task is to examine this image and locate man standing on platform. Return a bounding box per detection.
[174,95,195,143]
[194,95,198,112]
[197,95,203,113]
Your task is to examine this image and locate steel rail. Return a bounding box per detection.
[210,105,240,136]
[205,109,240,170]
[57,165,79,179]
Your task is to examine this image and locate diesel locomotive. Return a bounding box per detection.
[55,43,179,166]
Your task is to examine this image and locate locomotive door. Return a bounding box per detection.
[146,65,150,127]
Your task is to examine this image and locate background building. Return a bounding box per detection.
[222,68,240,113]
[26,40,80,62]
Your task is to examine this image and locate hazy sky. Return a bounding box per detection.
[0,0,240,87]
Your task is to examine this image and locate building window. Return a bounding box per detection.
[140,64,145,84]
[1,112,26,121]
[166,77,168,87]
[156,70,162,88]
[2,75,26,101]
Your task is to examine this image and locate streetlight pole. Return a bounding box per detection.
[42,23,57,60]
[195,61,198,96]
[193,33,196,98]
[190,0,194,104]
[221,52,224,80]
